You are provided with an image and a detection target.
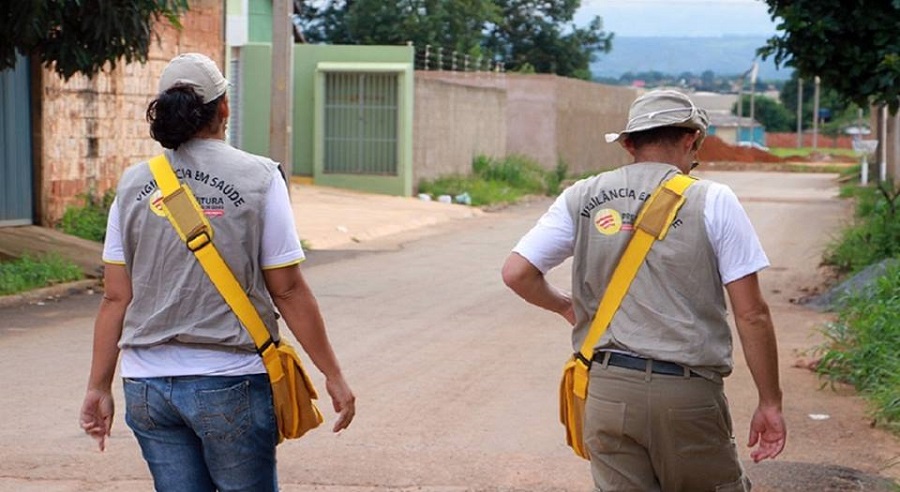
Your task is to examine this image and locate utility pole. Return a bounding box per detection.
[879,104,888,182]
[748,61,759,146]
[736,72,745,143]
[812,76,820,150]
[270,0,294,192]
[796,77,803,148]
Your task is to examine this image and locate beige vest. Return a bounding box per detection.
[115,139,280,351]
[564,163,733,378]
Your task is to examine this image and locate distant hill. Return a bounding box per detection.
[590,36,791,81]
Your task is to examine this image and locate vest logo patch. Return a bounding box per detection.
[594,208,622,235]
[197,196,225,217]
[149,190,166,217]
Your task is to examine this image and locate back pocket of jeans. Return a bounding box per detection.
[196,380,251,442]
[123,379,155,431]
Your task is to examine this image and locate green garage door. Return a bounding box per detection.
[0,54,33,226]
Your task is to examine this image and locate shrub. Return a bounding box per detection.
[419,154,568,207]
[823,183,900,274]
[58,189,115,242]
[816,263,900,432]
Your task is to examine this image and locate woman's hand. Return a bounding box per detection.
[326,376,356,433]
[80,388,115,451]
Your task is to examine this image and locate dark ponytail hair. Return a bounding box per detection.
[146,86,223,150]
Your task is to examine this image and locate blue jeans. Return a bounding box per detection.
[123,374,279,492]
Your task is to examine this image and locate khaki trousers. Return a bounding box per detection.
[584,360,751,492]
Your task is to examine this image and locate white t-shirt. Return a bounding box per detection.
[103,168,305,377]
[513,180,769,285]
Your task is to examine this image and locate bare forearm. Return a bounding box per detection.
[510,275,569,315]
[735,305,782,407]
[502,253,572,318]
[87,298,126,391]
[272,288,344,379]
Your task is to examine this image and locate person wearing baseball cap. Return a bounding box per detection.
[80,53,356,490]
[502,89,785,490]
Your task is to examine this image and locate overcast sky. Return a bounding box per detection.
[575,0,779,37]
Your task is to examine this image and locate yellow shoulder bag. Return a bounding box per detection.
[148,154,323,443]
[560,173,695,459]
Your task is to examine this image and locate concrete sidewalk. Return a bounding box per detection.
[290,183,482,251]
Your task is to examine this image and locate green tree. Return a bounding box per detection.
[298,0,610,79]
[733,94,794,132]
[484,0,611,79]
[0,0,189,80]
[759,1,900,113]
[299,0,499,61]
[302,0,500,60]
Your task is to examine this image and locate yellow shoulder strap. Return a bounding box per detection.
[147,154,285,381]
[571,173,695,397]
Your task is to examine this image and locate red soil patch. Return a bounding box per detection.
[698,135,784,163]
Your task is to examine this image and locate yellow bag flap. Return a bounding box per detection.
[560,356,590,460]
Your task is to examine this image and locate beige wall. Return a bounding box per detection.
[413,77,506,184]
[413,72,636,181]
[36,0,223,225]
[553,77,637,176]
[504,75,559,169]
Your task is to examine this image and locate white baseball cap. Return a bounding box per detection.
[158,53,228,104]
[605,89,709,144]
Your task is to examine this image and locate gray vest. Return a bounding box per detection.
[565,163,732,378]
[115,139,280,351]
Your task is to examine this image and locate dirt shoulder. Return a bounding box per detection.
[698,171,899,491]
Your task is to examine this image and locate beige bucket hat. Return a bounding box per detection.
[605,89,709,144]
[158,53,228,104]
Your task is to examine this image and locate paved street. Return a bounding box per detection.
[1,171,898,491]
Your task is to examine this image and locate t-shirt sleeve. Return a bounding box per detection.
[260,169,305,269]
[511,190,575,273]
[101,197,125,265]
[704,182,770,284]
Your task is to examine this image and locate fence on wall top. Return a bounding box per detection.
[412,44,506,76]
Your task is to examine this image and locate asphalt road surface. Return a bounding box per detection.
[1,171,897,491]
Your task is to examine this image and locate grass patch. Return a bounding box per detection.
[816,263,900,433]
[770,146,860,159]
[58,189,115,242]
[418,154,568,207]
[781,162,856,174]
[0,254,83,296]
[823,183,900,275]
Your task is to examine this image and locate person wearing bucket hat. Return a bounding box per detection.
[503,89,785,491]
[79,52,356,490]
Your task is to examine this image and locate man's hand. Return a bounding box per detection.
[80,388,114,451]
[326,375,356,433]
[747,403,786,462]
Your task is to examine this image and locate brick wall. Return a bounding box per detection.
[37,0,223,225]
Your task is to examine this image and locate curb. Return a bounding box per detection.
[0,279,101,310]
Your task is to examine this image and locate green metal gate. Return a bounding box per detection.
[312,60,413,196]
[0,54,33,226]
[323,72,398,175]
